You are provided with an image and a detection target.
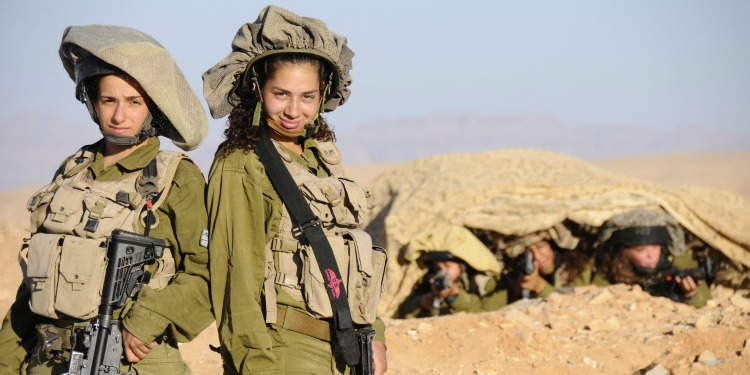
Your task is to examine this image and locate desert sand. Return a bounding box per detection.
[1,151,749,374]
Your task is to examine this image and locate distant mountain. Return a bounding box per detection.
[3,112,749,190]
[335,114,750,164]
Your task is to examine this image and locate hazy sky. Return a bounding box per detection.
[1,1,749,188]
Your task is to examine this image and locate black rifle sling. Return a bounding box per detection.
[256,136,360,366]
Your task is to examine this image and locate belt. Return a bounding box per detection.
[34,323,84,352]
[275,305,331,342]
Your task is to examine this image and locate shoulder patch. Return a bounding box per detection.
[316,141,342,165]
[200,229,209,248]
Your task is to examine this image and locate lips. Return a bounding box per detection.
[280,120,302,130]
[107,126,131,135]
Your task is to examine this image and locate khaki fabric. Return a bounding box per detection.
[502,223,579,258]
[403,226,501,275]
[365,149,750,317]
[202,5,354,119]
[59,25,208,151]
[595,208,686,256]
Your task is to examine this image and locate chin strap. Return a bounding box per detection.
[80,82,156,146]
[100,112,157,146]
[248,69,332,139]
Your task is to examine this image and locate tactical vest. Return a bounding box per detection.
[263,140,387,326]
[19,145,185,320]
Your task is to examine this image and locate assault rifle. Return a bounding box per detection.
[645,257,714,302]
[353,327,376,375]
[64,229,165,375]
[517,250,535,299]
[431,271,451,316]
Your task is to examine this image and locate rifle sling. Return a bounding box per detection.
[256,136,359,365]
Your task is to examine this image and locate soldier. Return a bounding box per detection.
[396,226,503,318]
[501,225,593,303]
[592,208,711,307]
[0,25,213,374]
[203,5,387,374]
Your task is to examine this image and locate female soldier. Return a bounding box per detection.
[503,226,593,302]
[592,208,711,307]
[203,6,387,375]
[396,226,503,318]
[0,25,213,374]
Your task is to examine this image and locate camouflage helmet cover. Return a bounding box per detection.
[502,223,580,258]
[404,226,501,276]
[596,208,686,256]
[202,5,354,119]
[59,25,209,151]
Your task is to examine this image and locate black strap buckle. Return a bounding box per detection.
[298,217,322,233]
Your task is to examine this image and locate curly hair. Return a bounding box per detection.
[554,246,590,284]
[218,53,337,157]
[596,244,651,285]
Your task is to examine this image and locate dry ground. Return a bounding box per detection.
[1,151,749,374]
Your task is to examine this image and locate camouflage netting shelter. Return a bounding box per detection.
[364,149,750,317]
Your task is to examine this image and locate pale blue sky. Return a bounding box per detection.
[0,1,749,188]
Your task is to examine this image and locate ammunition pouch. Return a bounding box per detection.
[20,233,175,320]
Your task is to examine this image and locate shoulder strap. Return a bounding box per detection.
[135,151,186,236]
[256,136,360,366]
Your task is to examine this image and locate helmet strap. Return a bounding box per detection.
[101,112,156,146]
[303,73,333,138]
[80,85,100,124]
[267,117,305,138]
[249,68,263,127]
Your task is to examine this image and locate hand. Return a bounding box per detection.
[433,282,460,300]
[373,340,388,375]
[675,275,699,298]
[419,293,435,311]
[519,266,548,294]
[122,329,157,363]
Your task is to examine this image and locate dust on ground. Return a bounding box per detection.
[2,150,750,374]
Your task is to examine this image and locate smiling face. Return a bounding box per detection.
[528,240,555,276]
[261,61,321,144]
[94,74,150,141]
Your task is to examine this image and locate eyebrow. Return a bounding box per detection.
[99,95,144,100]
[271,87,319,95]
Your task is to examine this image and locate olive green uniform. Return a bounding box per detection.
[397,274,507,318]
[207,139,385,375]
[398,261,592,318]
[591,252,710,307]
[0,138,214,374]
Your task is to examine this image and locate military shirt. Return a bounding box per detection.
[0,137,214,374]
[207,138,386,374]
[591,252,710,307]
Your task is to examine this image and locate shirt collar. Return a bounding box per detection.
[90,137,161,177]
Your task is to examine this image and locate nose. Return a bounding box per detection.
[283,98,301,118]
[112,103,126,124]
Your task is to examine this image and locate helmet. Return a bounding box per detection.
[420,251,459,264]
[59,25,208,151]
[597,208,686,256]
[503,223,580,258]
[71,55,159,146]
[403,226,501,276]
[202,5,354,130]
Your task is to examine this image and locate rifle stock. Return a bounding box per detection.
[64,229,165,375]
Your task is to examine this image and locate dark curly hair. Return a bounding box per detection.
[595,244,660,285]
[219,53,336,157]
